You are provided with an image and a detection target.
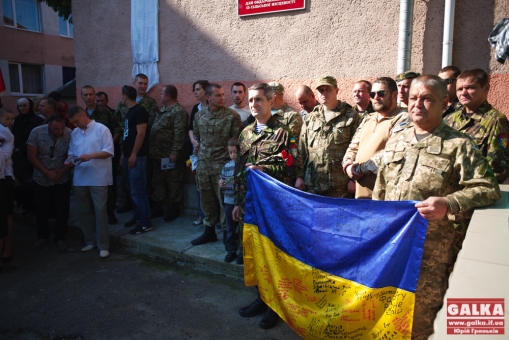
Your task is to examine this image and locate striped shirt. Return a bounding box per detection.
[221,159,236,204]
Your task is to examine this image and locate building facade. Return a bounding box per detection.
[72,0,509,116]
[0,0,75,110]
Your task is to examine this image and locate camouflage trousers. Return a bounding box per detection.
[150,159,184,205]
[196,172,225,229]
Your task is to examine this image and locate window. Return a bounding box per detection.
[58,14,73,37]
[62,66,76,84]
[2,0,41,32]
[9,63,44,95]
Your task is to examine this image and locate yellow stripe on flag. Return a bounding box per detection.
[244,222,414,339]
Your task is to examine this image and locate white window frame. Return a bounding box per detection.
[8,62,45,96]
[58,14,73,38]
[3,0,42,33]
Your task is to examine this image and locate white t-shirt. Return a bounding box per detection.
[229,105,251,123]
[68,120,114,186]
[0,123,14,177]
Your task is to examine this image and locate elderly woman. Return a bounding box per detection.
[11,98,44,215]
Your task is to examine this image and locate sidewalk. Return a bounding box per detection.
[13,196,245,280]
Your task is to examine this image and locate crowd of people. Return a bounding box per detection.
[0,66,507,338]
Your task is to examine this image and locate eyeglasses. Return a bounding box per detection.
[370,90,388,99]
[50,146,55,158]
[444,78,456,84]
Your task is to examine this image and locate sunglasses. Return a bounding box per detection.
[444,78,456,84]
[370,90,388,99]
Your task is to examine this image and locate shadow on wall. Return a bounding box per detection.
[421,0,445,74]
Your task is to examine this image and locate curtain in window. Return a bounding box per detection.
[21,64,43,94]
[8,64,20,93]
[131,0,159,91]
[15,0,40,31]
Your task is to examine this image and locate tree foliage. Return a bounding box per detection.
[38,0,72,20]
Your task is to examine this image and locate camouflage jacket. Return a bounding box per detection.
[87,105,122,136]
[299,102,361,195]
[193,105,242,176]
[272,103,303,144]
[149,102,188,160]
[351,101,375,121]
[444,101,509,183]
[442,98,463,119]
[234,116,302,207]
[114,95,159,130]
[373,121,500,267]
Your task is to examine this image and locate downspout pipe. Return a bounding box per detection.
[442,0,455,67]
[397,0,414,74]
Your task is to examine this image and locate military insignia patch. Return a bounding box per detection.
[291,147,298,158]
[498,133,508,149]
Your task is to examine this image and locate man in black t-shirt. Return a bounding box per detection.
[120,85,152,235]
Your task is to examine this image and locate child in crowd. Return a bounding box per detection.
[219,138,239,263]
[0,108,15,269]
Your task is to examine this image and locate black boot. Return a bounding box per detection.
[191,227,218,245]
[151,201,164,218]
[259,308,279,329]
[107,210,118,225]
[117,201,133,213]
[163,203,180,222]
[239,297,267,317]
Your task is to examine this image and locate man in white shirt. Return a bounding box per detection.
[67,106,114,258]
[229,82,252,126]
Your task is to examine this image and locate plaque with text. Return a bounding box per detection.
[238,0,306,17]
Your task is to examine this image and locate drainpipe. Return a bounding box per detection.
[397,0,414,74]
[442,0,455,67]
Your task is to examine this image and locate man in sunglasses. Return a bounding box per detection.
[373,75,500,339]
[444,68,509,183]
[395,71,420,108]
[342,77,408,198]
[438,65,462,118]
[296,76,361,197]
[27,114,73,250]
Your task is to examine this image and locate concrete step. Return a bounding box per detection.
[14,196,244,280]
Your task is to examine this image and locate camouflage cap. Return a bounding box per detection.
[395,71,421,82]
[315,76,337,89]
[268,82,285,94]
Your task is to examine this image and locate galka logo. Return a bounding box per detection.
[446,298,505,335]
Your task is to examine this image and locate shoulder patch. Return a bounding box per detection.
[498,133,508,149]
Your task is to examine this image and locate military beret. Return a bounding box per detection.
[395,71,421,82]
[315,76,338,89]
[268,82,285,94]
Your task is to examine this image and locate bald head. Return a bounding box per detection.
[295,85,317,113]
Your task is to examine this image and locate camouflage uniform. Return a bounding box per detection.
[442,98,462,119]
[88,105,122,137]
[272,103,303,144]
[299,102,361,197]
[351,101,375,121]
[194,106,242,228]
[444,101,509,183]
[234,116,302,253]
[149,102,188,206]
[342,108,409,198]
[373,121,501,340]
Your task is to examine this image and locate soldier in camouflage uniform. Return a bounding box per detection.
[438,65,463,118]
[80,86,123,224]
[295,76,361,198]
[395,71,420,108]
[191,84,242,246]
[295,85,319,120]
[114,74,159,213]
[149,85,188,222]
[233,83,302,330]
[444,68,509,183]
[351,80,375,120]
[373,75,501,340]
[267,82,303,143]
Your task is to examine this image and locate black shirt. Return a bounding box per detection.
[122,104,149,157]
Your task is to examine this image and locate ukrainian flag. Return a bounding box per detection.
[243,170,427,339]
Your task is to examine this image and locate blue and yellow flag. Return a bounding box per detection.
[243,170,428,339]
